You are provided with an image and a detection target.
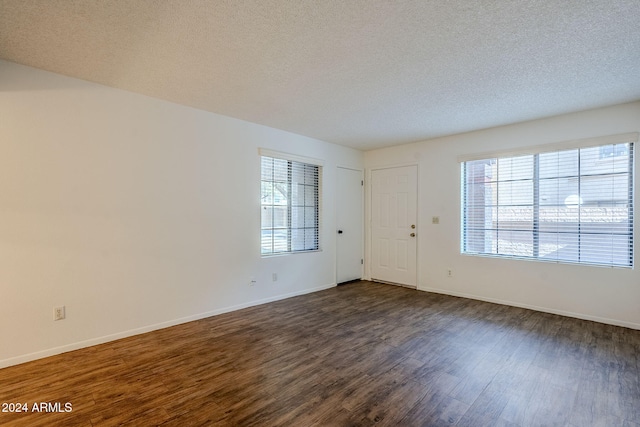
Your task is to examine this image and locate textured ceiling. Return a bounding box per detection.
[1,0,640,150]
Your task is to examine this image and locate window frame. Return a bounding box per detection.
[459,133,637,268]
[259,149,323,256]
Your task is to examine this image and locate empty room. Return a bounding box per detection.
[1,1,639,426]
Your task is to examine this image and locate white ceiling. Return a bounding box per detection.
[1,0,640,150]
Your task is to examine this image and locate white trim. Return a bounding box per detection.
[418,286,640,330]
[457,132,639,163]
[460,251,633,269]
[259,148,324,166]
[0,282,336,369]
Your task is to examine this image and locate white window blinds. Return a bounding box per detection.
[261,153,320,255]
[461,141,634,267]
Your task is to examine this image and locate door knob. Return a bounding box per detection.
[410,232,416,237]
[411,224,416,229]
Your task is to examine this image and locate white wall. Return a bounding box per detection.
[365,102,640,329]
[0,60,363,367]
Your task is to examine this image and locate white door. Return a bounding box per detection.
[336,167,363,284]
[371,165,418,287]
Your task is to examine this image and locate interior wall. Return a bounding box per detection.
[0,60,363,367]
[365,101,640,329]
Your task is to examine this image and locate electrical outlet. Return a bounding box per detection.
[54,306,65,321]
[432,216,440,224]
[447,269,453,278]
[272,273,278,282]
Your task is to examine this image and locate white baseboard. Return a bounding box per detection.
[418,285,640,330]
[0,282,336,369]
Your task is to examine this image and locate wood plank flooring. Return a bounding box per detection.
[1,281,639,426]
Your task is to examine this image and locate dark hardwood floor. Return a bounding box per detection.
[1,281,639,426]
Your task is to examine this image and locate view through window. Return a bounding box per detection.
[261,155,320,255]
[462,142,634,267]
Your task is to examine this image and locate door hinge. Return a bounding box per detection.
[361,259,364,264]
[361,180,364,186]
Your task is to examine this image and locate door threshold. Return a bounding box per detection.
[371,279,417,289]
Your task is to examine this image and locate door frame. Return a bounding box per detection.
[335,166,364,284]
[365,162,419,287]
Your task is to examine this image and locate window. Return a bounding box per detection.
[461,139,634,267]
[261,151,321,255]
